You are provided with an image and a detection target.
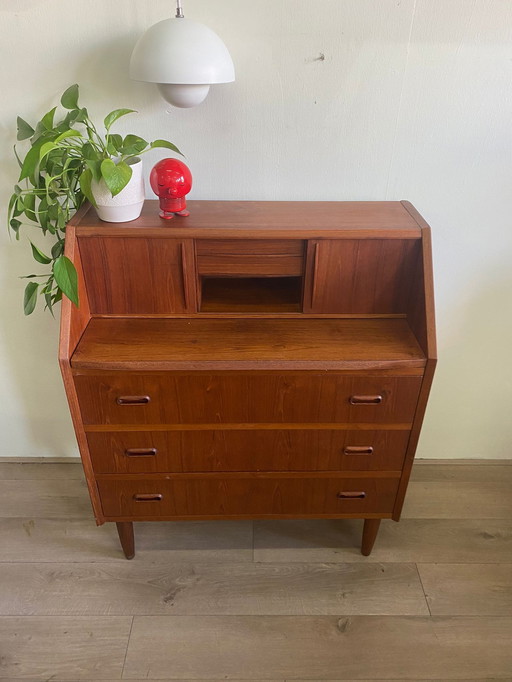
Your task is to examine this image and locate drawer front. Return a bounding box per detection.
[97,475,400,518]
[196,239,305,276]
[87,429,410,474]
[75,374,422,425]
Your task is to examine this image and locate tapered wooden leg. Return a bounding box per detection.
[361,519,381,556]
[116,522,135,559]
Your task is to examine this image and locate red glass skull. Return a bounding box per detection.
[150,158,192,220]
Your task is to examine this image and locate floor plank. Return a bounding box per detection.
[0,479,91,518]
[418,563,512,616]
[402,481,512,518]
[0,561,428,616]
[0,518,253,563]
[0,461,84,480]
[410,463,512,483]
[122,615,512,679]
[253,518,512,563]
[0,616,132,680]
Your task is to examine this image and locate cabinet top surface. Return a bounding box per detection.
[73,200,423,239]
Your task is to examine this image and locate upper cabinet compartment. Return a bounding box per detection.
[303,239,422,315]
[196,239,305,313]
[78,236,196,314]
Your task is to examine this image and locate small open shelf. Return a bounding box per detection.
[200,277,303,313]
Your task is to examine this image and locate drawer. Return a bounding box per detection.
[87,429,410,474]
[75,374,422,425]
[196,239,305,276]
[97,474,400,518]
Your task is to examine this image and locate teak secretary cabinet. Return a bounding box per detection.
[59,200,436,559]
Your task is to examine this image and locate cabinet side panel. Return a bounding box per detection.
[392,358,436,520]
[401,203,437,359]
[59,226,91,361]
[59,225,104,524]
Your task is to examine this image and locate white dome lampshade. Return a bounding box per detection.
[129,4,235,108]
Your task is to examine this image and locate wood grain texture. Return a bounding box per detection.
[196,238,305,276]
[96,474,400,519]
[73,373,422,425]
[77,236,196,314]
[0,479,91,518]
[253,518,512,563]
[304,239,419,314]
[71,318,426,371]
[402,481,512,518]
[0,561,428,616]
[0,518,253,563]
[411,463,512,482]
[76,201,422,237]
[86,429,410,474]
[122,615,512,679]
[0,462,84,479]
[418,563,512,616]
[0,616,132,679]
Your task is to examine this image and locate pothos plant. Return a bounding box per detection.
[8,84,182,315]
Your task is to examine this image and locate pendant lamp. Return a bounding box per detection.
[129,0,235,108]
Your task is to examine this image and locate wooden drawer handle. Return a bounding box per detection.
[133,493,163,502]
[337,491,366,499]
[116,395,151,406]
[343,446,374,456]
[125,448,157,458]
[349,395,382,405]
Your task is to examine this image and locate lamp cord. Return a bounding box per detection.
[176,0,184,18]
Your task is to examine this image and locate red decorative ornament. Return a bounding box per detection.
[150,158,192,220]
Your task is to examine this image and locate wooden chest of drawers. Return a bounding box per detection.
[59,200,436,558]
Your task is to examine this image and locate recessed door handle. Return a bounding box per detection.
[116,396,151,406]
[337,491,366,499]
[125,448,157,457]
[133,493,163,502]
[343,446,374,455]
[349,395,382,405]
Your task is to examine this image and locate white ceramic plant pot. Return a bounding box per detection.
[91,158,145,223]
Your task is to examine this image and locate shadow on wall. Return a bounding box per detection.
[420,268,512,459]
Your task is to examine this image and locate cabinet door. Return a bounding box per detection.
[78,236,195,314]
[303,239,418,314]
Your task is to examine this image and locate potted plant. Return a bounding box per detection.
[8,84,182,315]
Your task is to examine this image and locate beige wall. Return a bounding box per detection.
[1,0,511,459]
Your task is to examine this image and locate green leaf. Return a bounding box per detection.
[79,169,97,207]
[121,134,148,155]
[22,194,37,222]
[40,106,57,131]
[82,142,99,161]
[39,141,57,161]
[23,281,39,315]
[30,241,52,265]
[61,84,79,110]
[51,240,64,259]
[103,108,136,132]
[53,256,78,306]
[85,159,102,182]
[150,139,183,156]
[44,290,54,316]
[54,129,82,143]
[17,116,35,141]
[9,218,21,239]
[100,159,132,197]
[19,141,44,181]
[74,107,89,123]
[106,133,123,155]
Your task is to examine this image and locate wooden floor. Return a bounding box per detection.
[0,459,511,681]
